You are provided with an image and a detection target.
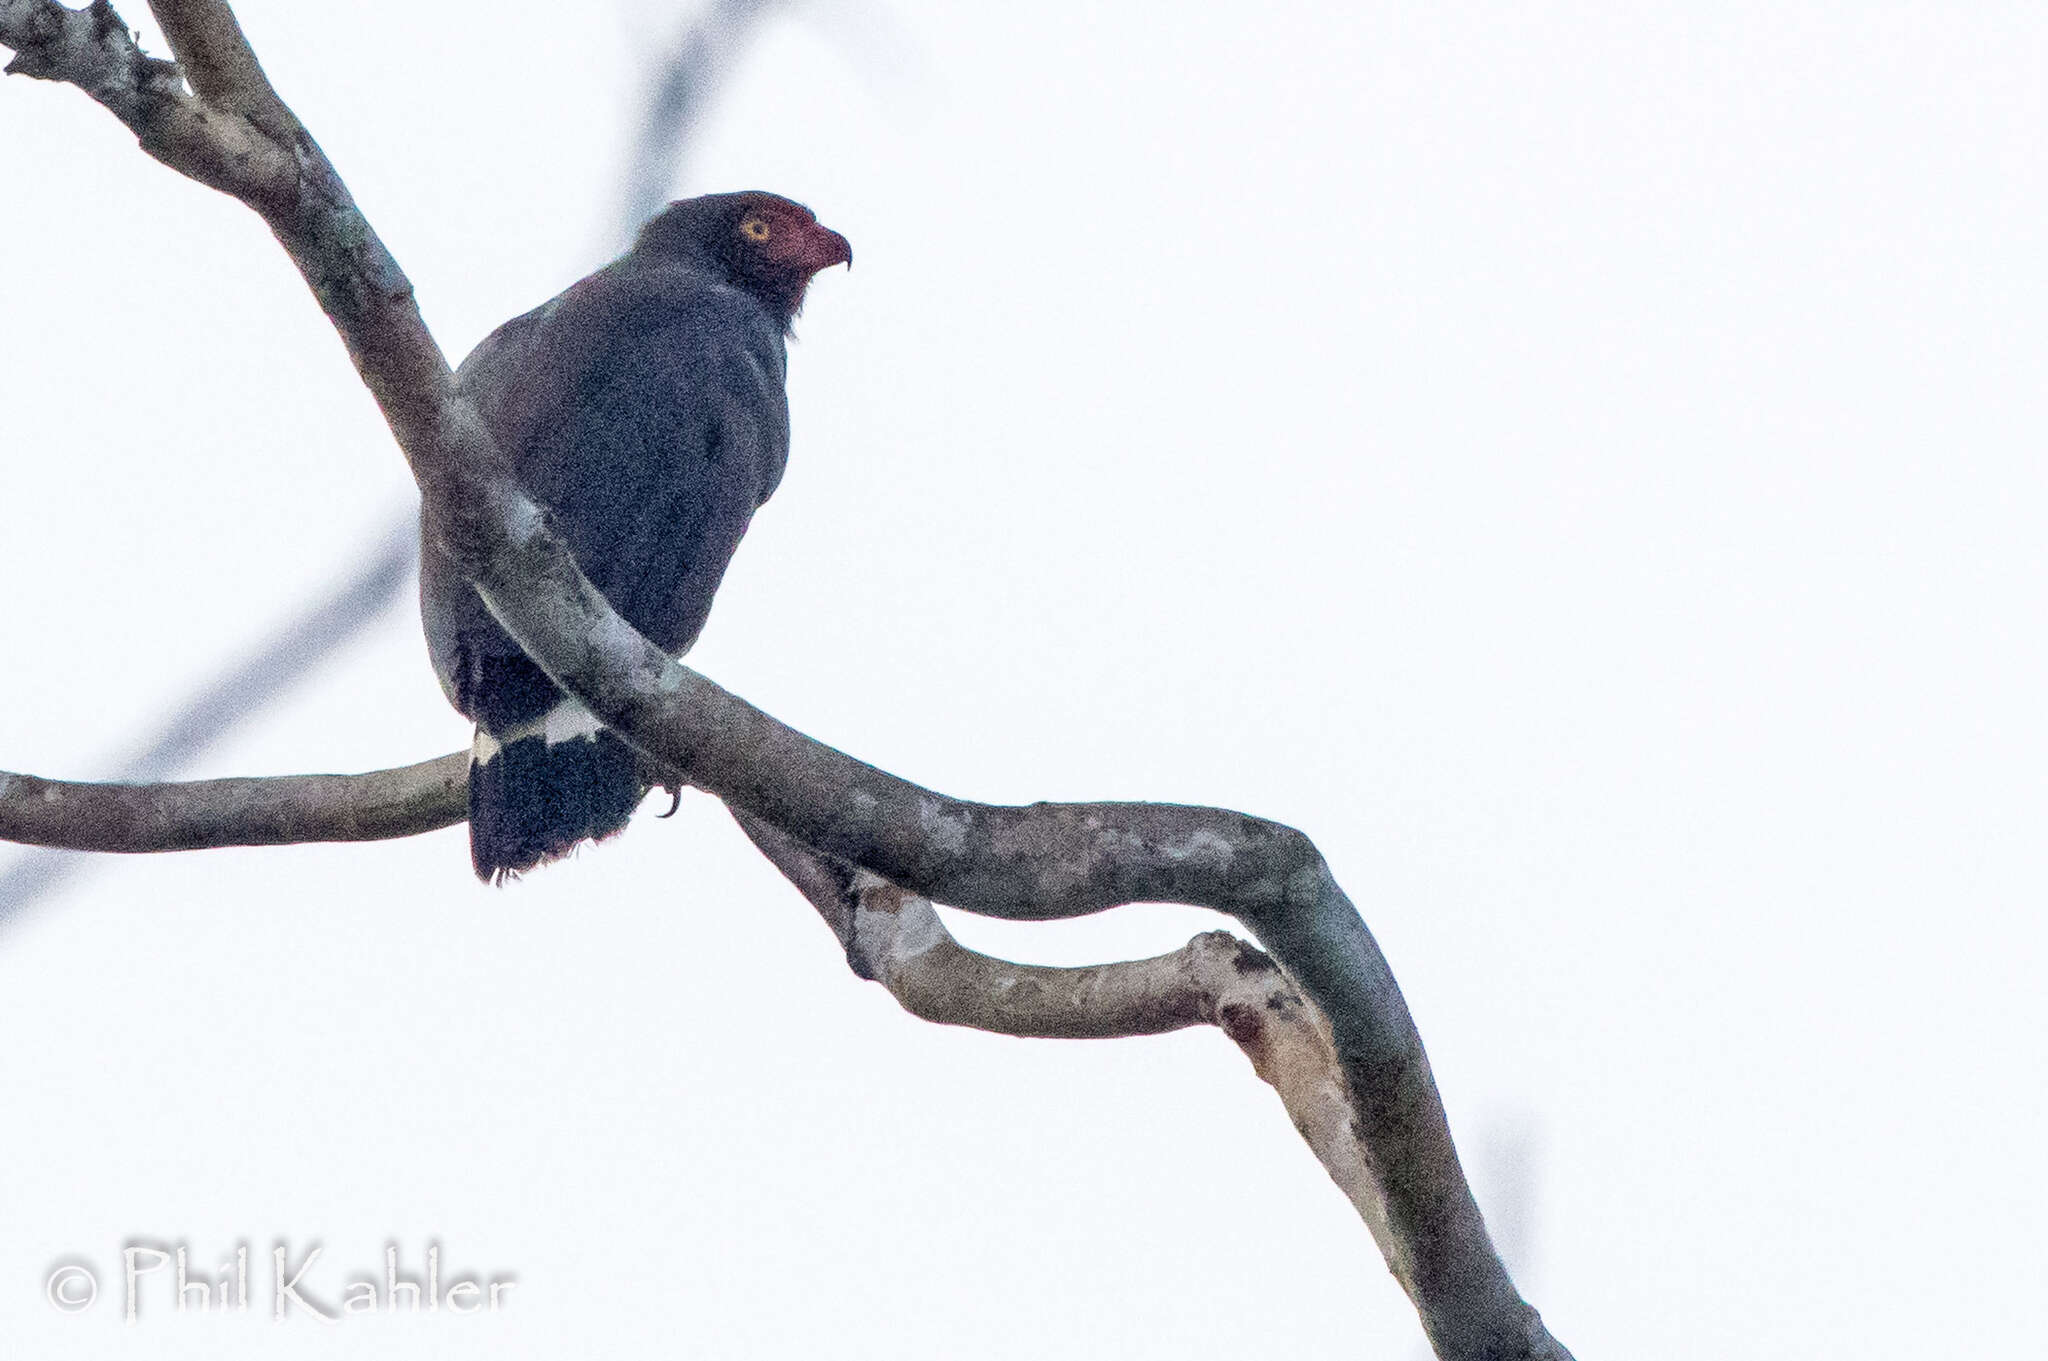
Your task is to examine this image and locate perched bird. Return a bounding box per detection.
[420,191,850,882]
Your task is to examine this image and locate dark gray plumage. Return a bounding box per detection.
[420,191,850,881]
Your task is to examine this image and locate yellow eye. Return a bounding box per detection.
[739,217,772,242]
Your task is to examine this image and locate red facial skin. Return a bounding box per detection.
[744,195,853,277]
[716,192,850,327]
[630,190,850,328]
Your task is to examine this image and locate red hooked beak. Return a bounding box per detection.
[799,222,853,275]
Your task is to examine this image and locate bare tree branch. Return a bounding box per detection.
[0,750,1395,1299]
[0,754,466,854]
[0,0,785,918]
[734,810,1405,1276]
[0,519,416,914]
[0,0,779,918]
[0,6,1572,1356]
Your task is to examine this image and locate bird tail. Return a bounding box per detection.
[467,699,644,883]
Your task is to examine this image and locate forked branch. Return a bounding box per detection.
[0,5,1571,1356]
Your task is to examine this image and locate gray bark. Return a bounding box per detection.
[0,6,1573,1356]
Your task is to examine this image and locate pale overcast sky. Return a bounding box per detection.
[3,3,2045,1357]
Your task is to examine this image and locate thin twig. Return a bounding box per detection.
[618,0,780,244]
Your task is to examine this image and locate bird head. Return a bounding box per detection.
[634,191,852,330]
